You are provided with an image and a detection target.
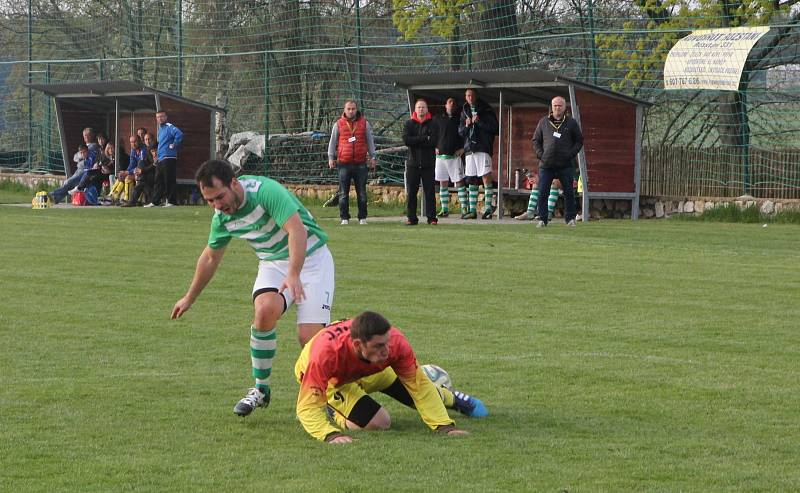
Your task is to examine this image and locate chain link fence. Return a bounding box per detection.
[2,1,800,196]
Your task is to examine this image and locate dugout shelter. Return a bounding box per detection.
[28,80,224,190]
[382,69,652,220]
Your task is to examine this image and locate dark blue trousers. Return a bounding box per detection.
[537,167,576,224]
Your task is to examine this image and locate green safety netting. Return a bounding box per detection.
[2,1,800,197]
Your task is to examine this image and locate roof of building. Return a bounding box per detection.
[27,80,225,113]
[379,68,652,106]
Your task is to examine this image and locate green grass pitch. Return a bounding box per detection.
[1,201,799,492]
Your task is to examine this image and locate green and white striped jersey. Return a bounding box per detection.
[207,175,328,261]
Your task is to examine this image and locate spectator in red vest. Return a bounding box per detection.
[327,99,377,225]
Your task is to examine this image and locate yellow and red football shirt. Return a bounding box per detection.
[295,319,454,441]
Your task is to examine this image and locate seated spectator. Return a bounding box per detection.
[143,132,156,149]
[50,144,93,204]
[97,132,109,149]
[122,146,156,207]
[109,136,144,204]
[74,142,115,202]
[81,127,102,159]
[49,127,100,204]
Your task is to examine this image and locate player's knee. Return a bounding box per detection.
[364,407,391,431]
[253,310,281,329]
[253,292,285,327]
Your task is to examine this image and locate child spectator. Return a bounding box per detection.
[50,144,93,204]
[77,143,115,204]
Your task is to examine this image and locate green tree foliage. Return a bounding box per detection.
[391,0,521,69]
[391,0,474,68]
[597,0,800,152]
[391,0,471,40]
[597,0,794,95]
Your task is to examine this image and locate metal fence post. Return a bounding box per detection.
[177,0,183,96]
[28,0,33,171]
[588,0,598,85]
[45,63,51,171]
[355,0,363,107]
[741,87,750,194]
[264,50,270,174]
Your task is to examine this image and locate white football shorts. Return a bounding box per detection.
[435,156,465,183]
[464,152,492,178]
[252,244,334,324]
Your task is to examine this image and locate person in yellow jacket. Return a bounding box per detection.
[295,311,488,444]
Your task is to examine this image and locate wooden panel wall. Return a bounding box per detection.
[117,111,158,146]
[59,103,106,175]
[575,89,636,193]
[159,99,212,181]
[509,106,548,185]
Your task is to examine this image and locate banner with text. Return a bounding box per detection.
[664,26,769,91]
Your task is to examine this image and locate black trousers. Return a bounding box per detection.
[537,166,576,224]
[405,165,436,222]
[151,158,178,205]
[128,169,155,205]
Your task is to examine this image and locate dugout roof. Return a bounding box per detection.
[382,68,652,108]
[29,80,224,182]
[27,80,225,114]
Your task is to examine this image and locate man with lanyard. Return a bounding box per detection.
[171,159,335,417]
[327,99,377,225]
[532,96,583,227]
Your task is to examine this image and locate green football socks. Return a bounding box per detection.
[250,326,276,395]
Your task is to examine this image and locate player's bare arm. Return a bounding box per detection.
[171,245,226,319]
[279,212,308,302]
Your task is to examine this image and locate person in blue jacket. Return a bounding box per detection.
[145,110,183,207]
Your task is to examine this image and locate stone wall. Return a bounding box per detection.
[638,195,800,218]
[289,183,800,219]
[1,172,64,190]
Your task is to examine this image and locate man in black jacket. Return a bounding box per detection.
[434,97,467,218]
[458,89,499,220]
[403,99,439,225]
[532,96,583,227]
